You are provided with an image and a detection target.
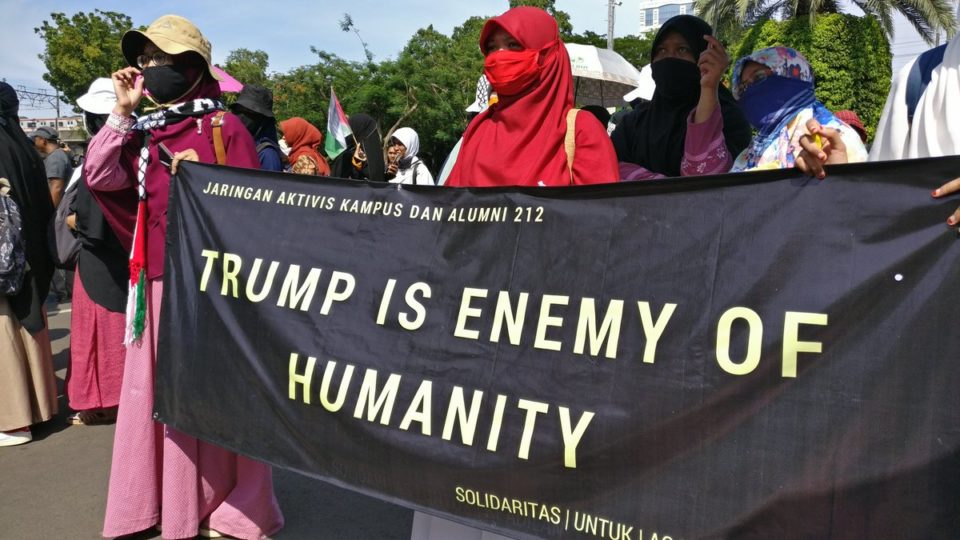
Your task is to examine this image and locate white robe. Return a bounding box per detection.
[870,34,960,161]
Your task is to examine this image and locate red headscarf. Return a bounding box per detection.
[280,117,330,176]
[447,7,617,187]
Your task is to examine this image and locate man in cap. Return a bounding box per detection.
[230,84,283,171]
[27,125,72,207]
[28,125,74,302]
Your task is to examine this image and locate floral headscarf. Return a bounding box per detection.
[731,47,814,100]
[730,46,867,171]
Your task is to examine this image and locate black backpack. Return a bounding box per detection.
[47,179,81,270]
[0,177,27,296]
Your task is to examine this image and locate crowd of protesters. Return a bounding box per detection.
[0,6,957,539]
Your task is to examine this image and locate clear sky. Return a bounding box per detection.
[2,0,953,117]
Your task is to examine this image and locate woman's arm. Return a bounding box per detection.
[619,162,666,181]
[84,112,137,192]
[694,36,728,125]
[680,106,732,176]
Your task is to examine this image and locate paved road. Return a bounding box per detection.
[0,301,413,540]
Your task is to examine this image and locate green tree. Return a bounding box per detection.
[379,17,490,169]
[35,10,133,108]
[566,29,658,67]
[270,51,386,131]
[696,0,957,44]
[270,15,490,169]
[508,0,574,37]
[223,48,270,87]
[730,13,892,140]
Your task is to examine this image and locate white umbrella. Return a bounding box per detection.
[565,43,643,107]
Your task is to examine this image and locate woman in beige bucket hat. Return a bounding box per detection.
[83,14,284,540]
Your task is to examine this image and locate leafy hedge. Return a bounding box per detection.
[731,13,892,140]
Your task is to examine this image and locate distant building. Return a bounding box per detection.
[19,115,87,145]
[19,115,83,132]
[638,0,697,34]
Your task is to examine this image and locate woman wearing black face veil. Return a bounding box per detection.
[0,82,58,446]
[331,113,386,181]
[611,15,751,180]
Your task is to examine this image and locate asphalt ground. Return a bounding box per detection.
[0,300,414,540]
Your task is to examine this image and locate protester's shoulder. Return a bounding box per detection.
[212,111,256,150]
[574,109,614,147]
[211,111,250,135]
[415,159,435,183]
[291,154,319,175]
[835,125,869,163]
[48,148,71,164]
[45,148,73,177]
[610,106,645,141]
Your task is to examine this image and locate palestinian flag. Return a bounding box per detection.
[324,87,352,159]
[124,199,148,345]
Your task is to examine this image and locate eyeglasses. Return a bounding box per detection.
[736,67,772,97]
[136,52,172,69]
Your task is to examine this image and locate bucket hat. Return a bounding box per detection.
[231,84,275,118]
[121,15,221,81]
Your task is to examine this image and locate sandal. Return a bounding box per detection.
[66,408,118,426]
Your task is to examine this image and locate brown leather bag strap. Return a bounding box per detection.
[565,108,578,185]
[211,111,227,165]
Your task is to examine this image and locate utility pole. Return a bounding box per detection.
[607,0,623,51]
[607,0,621,50]
[607,0,615,50]
[13,85,64,114]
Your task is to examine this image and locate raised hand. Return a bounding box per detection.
[795,118,847,179]
[111,67,143,117]
[698,35,729,90]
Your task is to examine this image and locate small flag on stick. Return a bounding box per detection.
[325,87,352,159]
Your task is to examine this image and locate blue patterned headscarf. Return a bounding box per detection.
[730,47,846,171]
[732,46,814,100]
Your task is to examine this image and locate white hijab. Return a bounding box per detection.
[871,34,960,160]
[392,127,420,162]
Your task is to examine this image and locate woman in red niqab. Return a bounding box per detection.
[446,7,619,187]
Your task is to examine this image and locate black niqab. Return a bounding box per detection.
[0,82,54,332]
[331,113,386,181]
[610,15,751,177]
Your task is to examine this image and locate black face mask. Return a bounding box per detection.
[84,111,108,136]
[651,57,702,102]
[142,65,195,104]
[234,110,263,137]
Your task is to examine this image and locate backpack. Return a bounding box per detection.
[0,178,27,296]
[48,179,81,269]
[256,140,281,155]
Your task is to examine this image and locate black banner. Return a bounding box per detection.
[157,158,960,539]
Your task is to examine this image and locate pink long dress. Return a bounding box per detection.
[65,267,125,411]
[86,106,284,540]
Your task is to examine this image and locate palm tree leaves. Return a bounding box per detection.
[696,0,957,43]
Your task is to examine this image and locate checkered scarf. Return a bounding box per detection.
[125,98,223,344]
